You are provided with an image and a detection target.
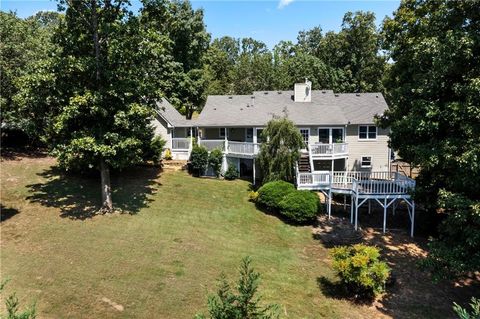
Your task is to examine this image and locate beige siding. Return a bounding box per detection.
[345,125,390,172]
[151,115,171,146]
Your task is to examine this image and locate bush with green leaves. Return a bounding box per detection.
[278,190,320,223]
[453,297,480,319]
[256,180,295,210]
[190,145,209,176]
[1,279,36,319]
[196,257,279,319]
[330,244,391,298]
[223,164,239,180]
[208,149,223,178]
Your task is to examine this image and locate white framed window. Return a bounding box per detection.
[318,127,345,144]
[361,156,372,168]
[358,125,377,140]
[245,128,253,142]
[299,128,310,147]
[219,128,227,138]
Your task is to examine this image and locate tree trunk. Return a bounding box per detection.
[100,159,113,211]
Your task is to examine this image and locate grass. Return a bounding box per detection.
[1,156,477,318]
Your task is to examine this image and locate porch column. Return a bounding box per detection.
[383,197,387,233]
[253,158,256,185]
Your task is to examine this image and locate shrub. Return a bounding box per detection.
[146,136,166,165]
[248,191,259,202]
[190,145,209,176]
[1,279,36,319]
[224,164,239,180]
[330,244,391,298]
[453,297,480,319]
[257,181,295,210]
[278,190,320,223]
[164,148,172,160]
[196,257,279,319]
[208,149,223,178]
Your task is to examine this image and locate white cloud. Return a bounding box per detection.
[278,0,295,9]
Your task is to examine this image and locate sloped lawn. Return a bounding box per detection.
[1,155,476,318]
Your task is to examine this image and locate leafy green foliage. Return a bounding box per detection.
[223,164,239,181]
[278,190,320,223]
[381,0,480,279]
[330,245,391,298]
[208,149,223,178]
[258,117,304,183]
[196,257,279,319]
[1,280,37,319]
[190,145,209,176]
[453,297,480,319]
[257,181,295,210]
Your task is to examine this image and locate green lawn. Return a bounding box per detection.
[1,156,474,318]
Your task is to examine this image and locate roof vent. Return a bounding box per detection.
[213,107,217,110]
[322,91,326,94]
[264,92,268,95]
[228,96,233,99]
[240,108,243,111]
[376,94,379,98]
[294,78,312,102]
[277,91,282,94]
[334,94,339,97]
[356,93,360,97]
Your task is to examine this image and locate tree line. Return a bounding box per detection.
[0,0,478,280]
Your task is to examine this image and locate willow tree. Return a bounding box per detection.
[48,0,165,211]
[258,117,304,183]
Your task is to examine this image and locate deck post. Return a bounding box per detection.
[368,199,371,215]
[350,195,354,223]
[354,195,359,230]
[343,195,346,210]
[328,189,332,219]
[253,158,256,185]
[411,200,415,237]
[383,197,387,233]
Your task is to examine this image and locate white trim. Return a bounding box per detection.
[317,127,345,144]
[358,125,377,141]
[361,155,372,168]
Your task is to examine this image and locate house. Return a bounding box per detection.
[152,80,416,236]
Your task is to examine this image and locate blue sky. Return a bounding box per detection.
[1,0,400,49]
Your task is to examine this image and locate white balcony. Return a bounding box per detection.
[198,139,261,157]
[172,138,191,150]
[309,143,348,159]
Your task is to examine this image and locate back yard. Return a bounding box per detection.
[1,155,477,318]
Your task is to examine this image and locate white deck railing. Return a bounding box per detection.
[297,171,415,195]
[172,138,191,150]
[309,143,348,158]
[198,140,261,156]
[227,141,261,155]
[199,139,225,151]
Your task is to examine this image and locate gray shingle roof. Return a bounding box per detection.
[196,91,387,127]
[155,98,192,127]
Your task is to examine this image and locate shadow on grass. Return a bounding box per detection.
[26,165,161,220]
[314,207,480,318]
[316,276,375,305]
[1,204,20,222]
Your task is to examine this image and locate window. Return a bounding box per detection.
[318,127,344,143]
[359,125,377,140]
[318,129,329,143]
[246,128,253,141]
[299,128,310,146]
[219,128,227,138]
[361,156,372,168]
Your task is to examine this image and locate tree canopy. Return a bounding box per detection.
[258,117,304,183]
[380,0,480,279]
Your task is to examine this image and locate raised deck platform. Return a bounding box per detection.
[296,171,416,236]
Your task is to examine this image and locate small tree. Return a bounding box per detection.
[196,257,279,319]
[1,280,36,319]
[208,148,223,178]
[453,297,480,319]
[190,145,209,176]
[258,116,304,183]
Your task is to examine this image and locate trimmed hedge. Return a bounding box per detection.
[278,190,320,223]
[257,181,295,210]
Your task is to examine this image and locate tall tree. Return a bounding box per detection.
[140,0,210,118]
[258,117,304,183]
[46,0,165,211]
[0,11,60,143]
[381,0,480,279]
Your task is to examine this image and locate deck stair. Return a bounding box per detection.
[298,154,311,173]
